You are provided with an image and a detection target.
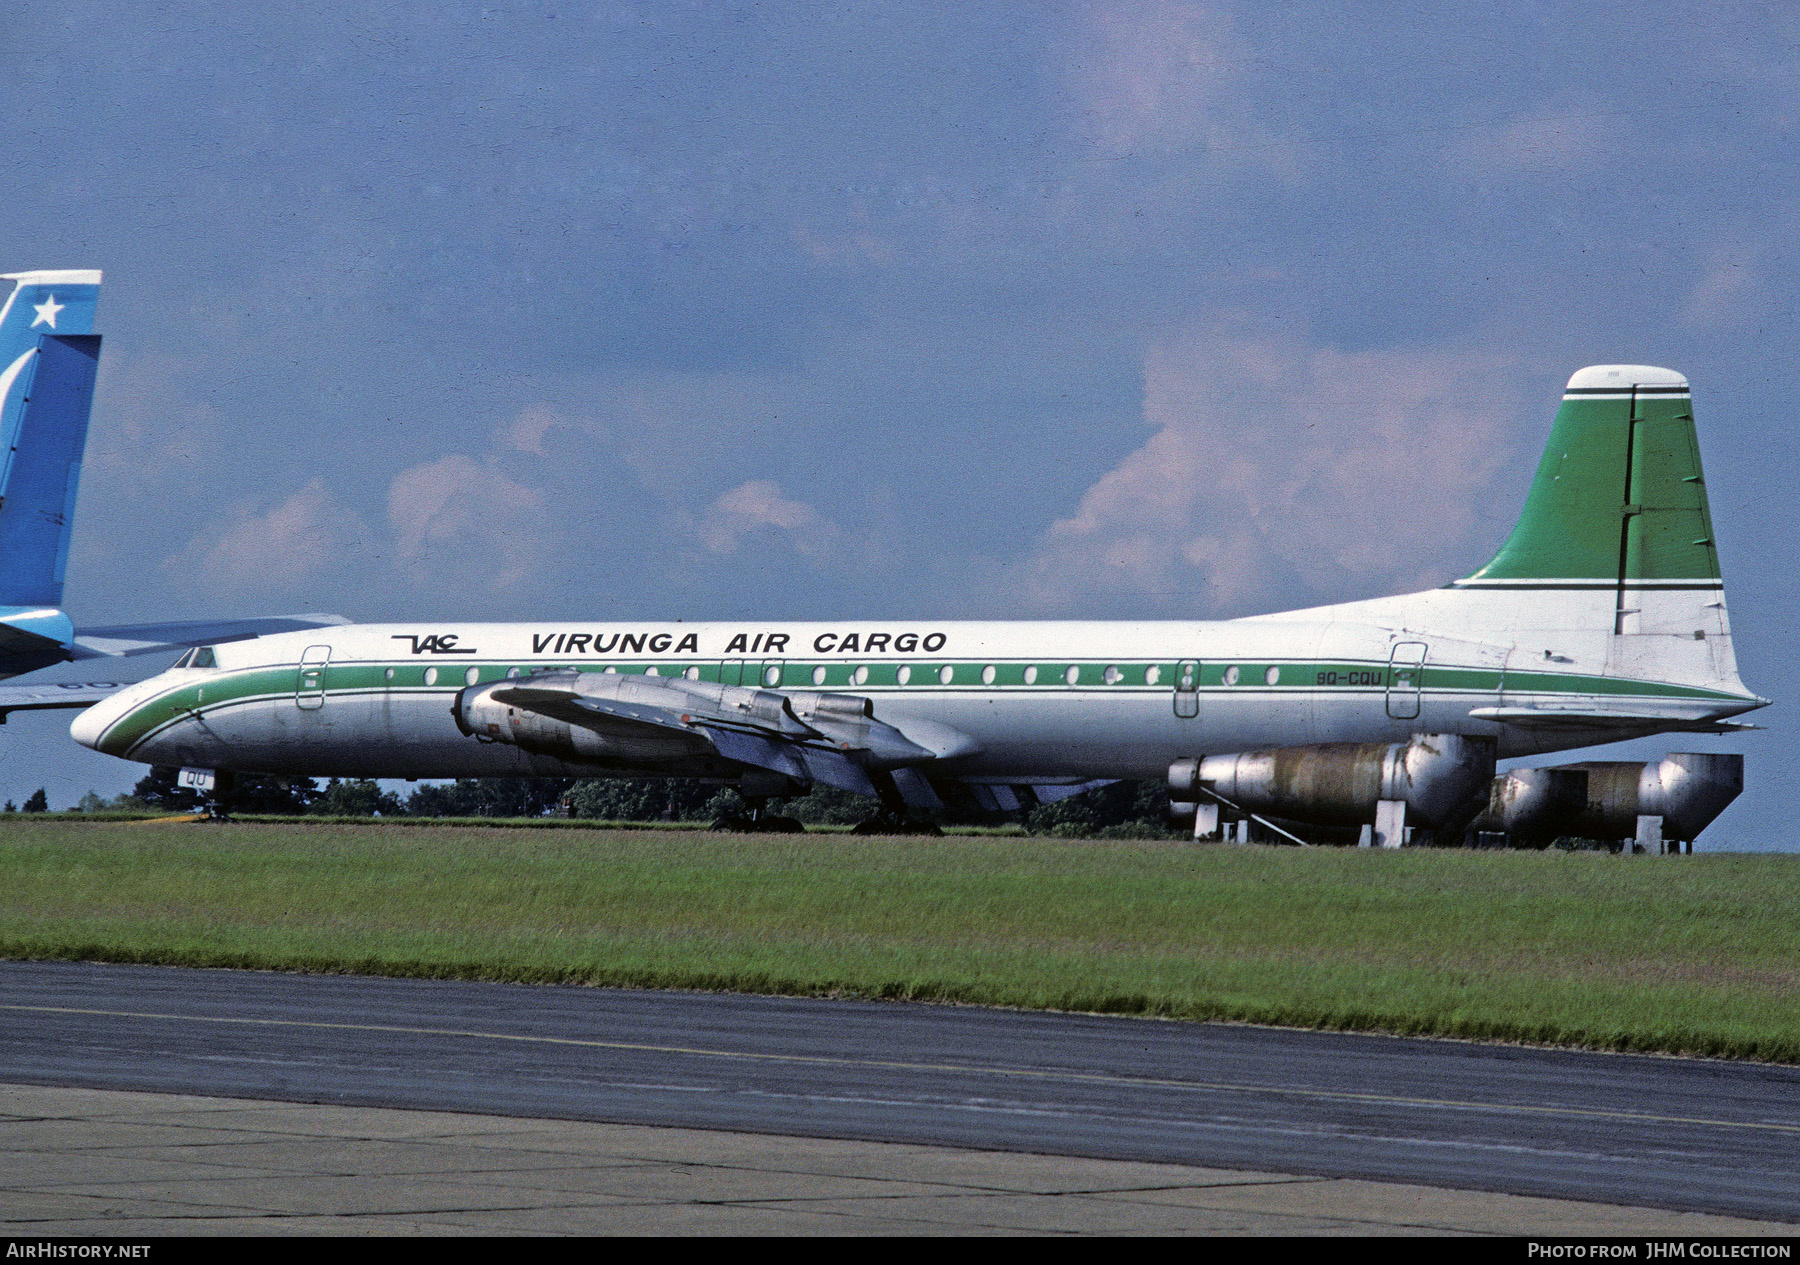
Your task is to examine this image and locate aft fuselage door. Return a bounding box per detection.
[296,644,332,710]
[1173,659,1200,718]
[1386,641,1427,720]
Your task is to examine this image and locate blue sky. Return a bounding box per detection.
[0,1,1796,846]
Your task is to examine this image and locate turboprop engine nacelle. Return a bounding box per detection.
[1473,753,1742,848]
[1169,734,1496,843]
[454,671,727,765]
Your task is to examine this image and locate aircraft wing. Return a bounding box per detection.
[487,681,891,796]
[465,672,939,798]
[69,613,352,659]
[0,679,130,720]
[476,673,1104,813]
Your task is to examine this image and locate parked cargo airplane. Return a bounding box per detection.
[0,270,345,719]
[70,365,1766,843]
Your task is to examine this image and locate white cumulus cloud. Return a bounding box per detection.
[694,479,841,560]
[164,478,371,595]
[1020,324,1530,615]
[1448,105,1616,173]
[388,453,548,589]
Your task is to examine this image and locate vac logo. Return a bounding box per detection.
[392,633,478,655]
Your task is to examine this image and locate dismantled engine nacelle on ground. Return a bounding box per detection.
[1168,734,1496,848]
[1169,738,1741,851]
[1471,753,1742,853]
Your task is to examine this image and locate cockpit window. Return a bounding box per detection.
[174,647,217,669]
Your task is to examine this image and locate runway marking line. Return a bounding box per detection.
[6,1002,1796,1137]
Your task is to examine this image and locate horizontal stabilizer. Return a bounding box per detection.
[71,613,352,659]
[0,679,129,719]
[1469,706,1758,734]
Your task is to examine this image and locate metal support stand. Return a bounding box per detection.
[1634,814,1664,856]
[1192,801,1219,841]
[1374,798,1406,849]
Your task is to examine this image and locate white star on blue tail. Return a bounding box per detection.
[30,295,63,329]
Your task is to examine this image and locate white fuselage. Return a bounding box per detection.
[70,581,1762,784]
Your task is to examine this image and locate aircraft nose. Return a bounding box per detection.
[70,691,127,752]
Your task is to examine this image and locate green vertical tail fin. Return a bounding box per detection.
[1467,365,1719,585]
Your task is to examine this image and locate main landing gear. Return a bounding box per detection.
[850,771,944,836]
[710,797,805,834]
[849,811,942,836]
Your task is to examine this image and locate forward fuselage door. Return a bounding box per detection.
[296,644,332,710]
[720,660,785,688]
[1386,641,1427,720]
[1173,659,1200,718]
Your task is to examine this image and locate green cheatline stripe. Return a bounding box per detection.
[96,658,1753,758]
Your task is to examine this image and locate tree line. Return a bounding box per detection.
[51,769,1182,837]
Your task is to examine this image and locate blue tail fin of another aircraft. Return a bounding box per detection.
[0,271,101,496]
[0,271,101,354]
[0,333,102,608]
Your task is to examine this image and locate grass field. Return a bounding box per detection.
[2,818,1796,1061]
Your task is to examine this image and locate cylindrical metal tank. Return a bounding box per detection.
[1564,753,1743,842]
[1469,766,1591,843]
[1168,733,1495,830]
